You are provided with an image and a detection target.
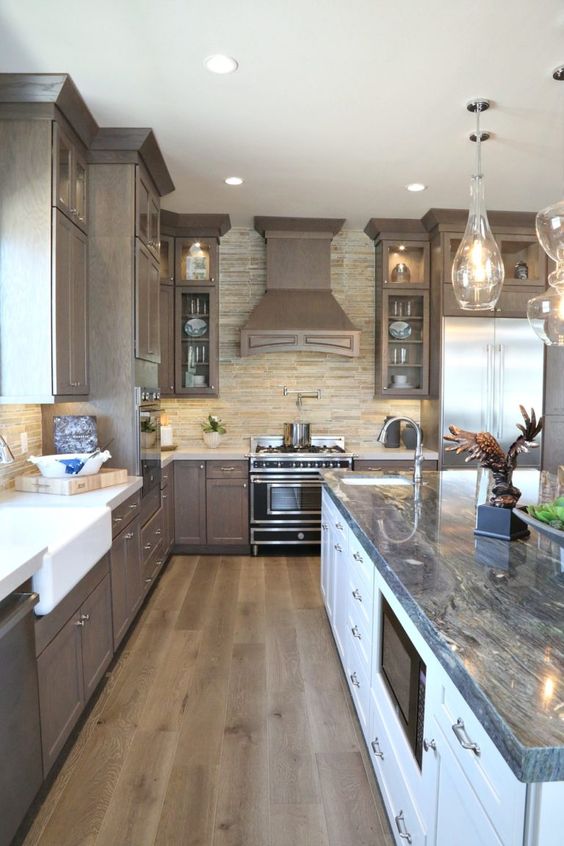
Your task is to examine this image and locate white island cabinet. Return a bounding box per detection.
[321,489,563,846]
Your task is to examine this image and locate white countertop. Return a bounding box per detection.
[161,444,439,465]
[0,477,142,604]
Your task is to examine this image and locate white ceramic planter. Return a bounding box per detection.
[203,431,223,449]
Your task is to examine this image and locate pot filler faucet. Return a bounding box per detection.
[282,386,321,410]
[377,416,424,484]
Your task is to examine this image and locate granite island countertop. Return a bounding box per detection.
[323,468,564,782]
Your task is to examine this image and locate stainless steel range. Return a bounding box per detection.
[249,435,353,555]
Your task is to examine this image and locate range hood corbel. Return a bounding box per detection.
[240,216,360,357]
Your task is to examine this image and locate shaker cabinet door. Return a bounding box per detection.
[80,573,113,701]
[159,284,175,394]
[174,462,206,545]
[206,478,249,545]
[136,241,161,363]
[52,209,89,396]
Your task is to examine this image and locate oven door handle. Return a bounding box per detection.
[251,479,322,486]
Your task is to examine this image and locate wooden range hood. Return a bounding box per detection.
[240,217,360,357]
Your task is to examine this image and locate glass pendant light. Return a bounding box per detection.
[452,99,505,310]
[527,65,564,346]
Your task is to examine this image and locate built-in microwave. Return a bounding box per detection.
[380,596,426,768]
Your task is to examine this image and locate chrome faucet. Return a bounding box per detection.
[0,434,15,465]
[377,416,424,484]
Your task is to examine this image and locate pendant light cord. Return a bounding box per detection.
[475,107,482,178]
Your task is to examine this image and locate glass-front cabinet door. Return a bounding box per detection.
[53,123,73,216]
[176,238,218,285]
[160,236,175,284]
[74,151,88,231]
[175,286,218,396]
[380,291,429,397]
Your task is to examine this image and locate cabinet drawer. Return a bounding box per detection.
[432,670,526,844]
[348,533,374,592]
[111,491,141,538]
[346,648,371,739]
[141,506,164,565]
[347,560,374,629]
[206,460,248,479]
[346,605,372,677]
[368,684,427,846]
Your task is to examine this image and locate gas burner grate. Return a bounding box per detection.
[255,443,346,455]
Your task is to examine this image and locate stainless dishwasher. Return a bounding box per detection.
[0,592,43,846]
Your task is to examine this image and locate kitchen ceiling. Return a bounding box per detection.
[1,0,563,227]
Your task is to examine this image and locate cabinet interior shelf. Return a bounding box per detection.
[388,315,423,321]
[182,337,209,342]
[388,364,423,368]
[387,339,422,344]
[182,313,209,319]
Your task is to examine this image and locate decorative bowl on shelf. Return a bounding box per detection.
[389,321,412,340]
[514,501,564,546]
[184,318,208,337]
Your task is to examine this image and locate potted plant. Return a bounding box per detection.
[140,418,157,448]
[201,414,226,449]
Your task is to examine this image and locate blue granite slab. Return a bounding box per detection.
[323,468,564,783]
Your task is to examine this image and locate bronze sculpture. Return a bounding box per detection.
[443,406,543,508]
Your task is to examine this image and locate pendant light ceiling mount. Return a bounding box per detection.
[450,98,504,311]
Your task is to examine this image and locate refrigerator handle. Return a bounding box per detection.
[497,344,505,440]
[485,344,494,433]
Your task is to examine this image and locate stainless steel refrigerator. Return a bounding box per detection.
[441,318,544,468]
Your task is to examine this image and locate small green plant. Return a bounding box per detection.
[526,497,564,530]
[141,419,157,433]
[201,414,226,434]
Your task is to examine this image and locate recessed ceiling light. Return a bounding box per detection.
[204,55,239,74]
[405,183,428,192]
[225,176,243,186]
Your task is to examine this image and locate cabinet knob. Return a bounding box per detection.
[334,543,342,552]
[155,529,162,536]
[211,385,215,390]
[200,464,205,469]
[371,738,384,759]
[75,619,85,627]
[353,551,363,563]
[144,543,152,550]
[351,625,362,640]
[423,738,437,752]
[335,522,344,530]
[170,385,174,391]
[80,613,90,622]
[243,483,247,488]
[169,276,174,283]
[129,503,138,510]
[349,672,360,688]
[125,532,134,540]
[162,494,167,500]
[144,577,152,584]
[352,588,362,601]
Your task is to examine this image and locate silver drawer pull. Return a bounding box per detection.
[80,613,90,622]
[129,503,138,510]
[371,738,384,759]
[349,672,360,688]
[75,619,85,627]
[352,588,362,601]
[220,466,236,471]
[113,516,123,523]
[124,532,134,540]
[321,523,328,530]
[351,625,362,640]
[144,543,152,550]
[423,738,437,752]
[452,718,481,756]
[335,521,344,530]
[353,551,363,562]
[334,543,342,552]
[395,811,412,843]
[155,529,162,536]
[144,577,152,584]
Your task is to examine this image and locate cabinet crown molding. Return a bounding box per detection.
[159,211,231,238]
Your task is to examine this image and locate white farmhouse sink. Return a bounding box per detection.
[0,506,112,615]
[342,475,412,487]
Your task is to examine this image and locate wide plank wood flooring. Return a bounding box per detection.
[21,555,393,846]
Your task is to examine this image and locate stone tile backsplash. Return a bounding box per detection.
[0,404,42,489]
[162,227,421,449]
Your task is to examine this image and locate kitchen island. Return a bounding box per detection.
[322,468,564,846]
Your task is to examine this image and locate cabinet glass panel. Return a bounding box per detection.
[137,177,150,243]
[385,241,428,287]
[149,197,159,251]
[75,156,87,226]
[180,240,211,282]
[180,291,211,389]
[57,133,72,210]
[385,294,425,391]
[160,237,174,283]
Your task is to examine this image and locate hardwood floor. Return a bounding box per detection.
[22,555,393,846]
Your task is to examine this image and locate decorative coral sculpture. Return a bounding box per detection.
[443,405,543,508]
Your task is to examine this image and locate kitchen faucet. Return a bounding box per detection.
[377,417,424,484]
[0,434,15,465]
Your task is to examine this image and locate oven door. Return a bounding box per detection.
[251,475,321,524]
[138,404,161,497]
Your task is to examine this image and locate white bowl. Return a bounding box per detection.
[28,451,111,478]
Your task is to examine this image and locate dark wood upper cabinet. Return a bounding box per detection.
[52,121,88,233]
[174,285,219,396]
[206,477,249,546]
[52,209,89,396]
[175,237,218,285]
[135,240,161,364]
[159,284,175,395]
[136,166,160,258]
[174,461,206,545]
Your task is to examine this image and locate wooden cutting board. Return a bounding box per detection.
[15,467,129,495]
